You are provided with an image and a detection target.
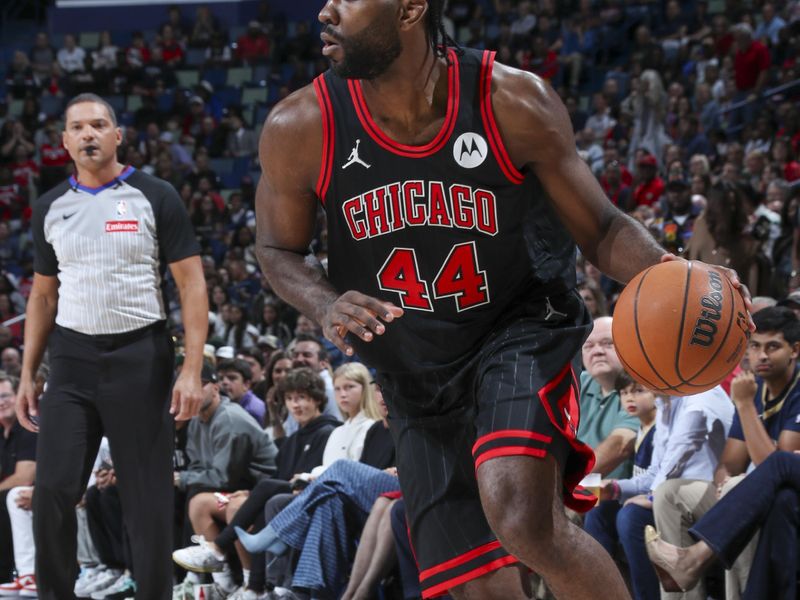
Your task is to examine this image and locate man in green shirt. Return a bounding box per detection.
[579,316,639,479]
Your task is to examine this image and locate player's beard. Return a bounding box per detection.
[325,14,402,80]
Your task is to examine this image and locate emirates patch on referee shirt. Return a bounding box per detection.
[105,220,139,233]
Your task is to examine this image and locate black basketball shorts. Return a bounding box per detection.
[379,290,597,598]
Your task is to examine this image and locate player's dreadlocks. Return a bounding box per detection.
[426,0,462,58]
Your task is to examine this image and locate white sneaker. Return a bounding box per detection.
[171,579,193,600]
[81,569,123,596]
[268,588,300,600]
[172,535,227,573]
[91,573,134,599]
[75,566,105,597]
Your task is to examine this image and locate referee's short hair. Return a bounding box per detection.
[65,93,118,126]
[276,367,327,411]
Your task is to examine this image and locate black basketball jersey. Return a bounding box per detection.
[315,48,577,373]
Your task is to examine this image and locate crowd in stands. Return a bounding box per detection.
[0,0,799,598]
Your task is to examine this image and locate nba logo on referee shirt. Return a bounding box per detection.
[116,200,127,216]
[453,133,487,169]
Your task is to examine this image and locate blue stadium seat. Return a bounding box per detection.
[220,171,242,189]
[202,68,227,89]
[40,95,64,118]
[233,156,253,177]
[186,48,207,68]
[214,86,242,109]
[156,93,174,112]
[106,95,126,115]
[252,65,270,85]
[112,30,133,48]
[209,157,234,175]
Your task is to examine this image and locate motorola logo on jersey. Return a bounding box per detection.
[453,132,488,169]
[342,180,498,241]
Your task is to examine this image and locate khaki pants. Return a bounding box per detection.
[653,476,756,600]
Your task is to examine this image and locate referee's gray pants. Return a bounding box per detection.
[33,322,174,600]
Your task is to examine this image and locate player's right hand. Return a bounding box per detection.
[15,376,39,433]
[321,291,404,357]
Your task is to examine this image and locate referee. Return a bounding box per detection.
[16,94,208,599]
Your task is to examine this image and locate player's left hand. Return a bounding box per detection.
[660,254,755,332]
[171,370,203,421]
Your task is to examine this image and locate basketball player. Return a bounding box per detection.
[254,2,751,598]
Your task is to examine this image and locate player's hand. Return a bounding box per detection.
[15,375,40,433]
[730,370,757,406]
[171,370,204,421]
[660,254,755,331]
[320,291,404,357]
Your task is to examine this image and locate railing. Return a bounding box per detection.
[1,314,25,328]
[719,77,800,115]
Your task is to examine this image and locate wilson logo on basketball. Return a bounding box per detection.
[690,270,724,347]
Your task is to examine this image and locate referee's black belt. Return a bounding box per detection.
[55,320,167,351]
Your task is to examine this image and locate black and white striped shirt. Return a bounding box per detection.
[32,166,200,335]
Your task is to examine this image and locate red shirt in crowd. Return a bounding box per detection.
[40,142,70,168]
[0,183,19,210]
[236,33,270,62]
[10,159,39,188]
[633,176,665,207]
[161,42,184,65]
[784,161,800,182]
[734,40,770,92]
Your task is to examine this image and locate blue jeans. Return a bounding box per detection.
[584,500,622,556]
[616,504,659,600]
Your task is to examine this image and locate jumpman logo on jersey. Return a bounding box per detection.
[342,139,371,170]
[544,296,568,321]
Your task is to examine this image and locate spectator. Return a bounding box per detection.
[585,92,616,141]
[0,348,21,377]
[657,178,701,255]
[189,5,220,48]
[633,154,665,207]
[236,21,270,64]
[4,52,36,100]
[686,182,767,295]
[28,32,55,85]
[578,280,608,318]
[771,136,800,182]
[653,306,800,599]
[732,22,770,123]
[578,316,639,480]
[285,333,343,434]
[646,450,800,599]
[225,114,258,158]
[0,121,34,162]
[38,125,70,192]
[0,374,36,584]
[594,382,733,600]
[629,70,669,170]
[174,362,277,590]
[600,160,632,211]
[56,33,87,79]
[158,24,185,68]
[257,299,292,349]
[204,32,233,67]
[90,31,119,94]
[218,358,266,425]
[263,350,292,437]
[753,2,786,46]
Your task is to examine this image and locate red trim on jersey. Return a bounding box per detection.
[313,76,335,205]
[479,51,525,185]
[474,446,547,469]
[347,48,460,158]
[422,556,519,598]
[472,429,552,456]
[419,540,502,581]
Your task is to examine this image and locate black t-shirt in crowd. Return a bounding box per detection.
[360,421,395,471]
[0,421,37,481]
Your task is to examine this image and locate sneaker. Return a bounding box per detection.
[267,588,300,600]
[82,569,123,597]
[172,535,227,573]
[191,584,227,600]
[228,588,270,600]
[171,579,193,600]
[75,566,105,597]
[102,576,136,600]
[20,575,37,598]
[0,573,36,596]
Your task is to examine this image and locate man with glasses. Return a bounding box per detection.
[579,316,639,480]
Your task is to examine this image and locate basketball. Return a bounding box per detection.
[612,261,749,396]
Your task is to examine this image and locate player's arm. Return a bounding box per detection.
[491,63,665,284]
[592,428,636,478]
[254,88,401,356]
[17,273,59,432]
